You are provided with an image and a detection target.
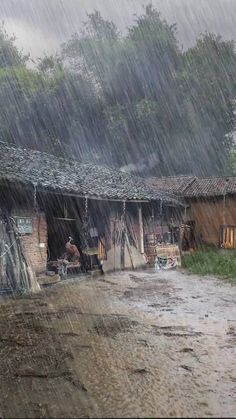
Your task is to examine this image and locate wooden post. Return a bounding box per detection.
[121,230,125,270]
[223,193,226,225]
[138,205,144,254]
[179,224,184,253]
[0,218,6,287]
[113,219,116,271]
[125,232,134,270]
[184,206,187,221]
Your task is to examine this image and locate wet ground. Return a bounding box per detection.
[0,269,236,418]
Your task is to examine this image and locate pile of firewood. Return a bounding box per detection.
[0,212,40,293]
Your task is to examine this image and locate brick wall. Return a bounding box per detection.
[12,210,48,275]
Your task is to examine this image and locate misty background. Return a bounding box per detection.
[0,0,236,177]
[2,0,236,59]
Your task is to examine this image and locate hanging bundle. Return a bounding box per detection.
[159,198,163,217]
[0,213,40,292]
[81,196,90,249]
[112,201,134,270]
[121,200,126,234]
[33,182,38,213]
[115,201,126,244]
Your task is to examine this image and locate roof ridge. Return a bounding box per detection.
[0,141,130,176]
[188,176,236,180]
[0,141,181,203]
[160,175,193,179]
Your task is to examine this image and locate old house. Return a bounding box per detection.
[0,143,182,291]
[145,176,236,249]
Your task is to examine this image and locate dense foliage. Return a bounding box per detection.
[1,5,236,175]
[182,246,236,280]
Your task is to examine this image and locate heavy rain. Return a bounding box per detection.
[0,0,236,417]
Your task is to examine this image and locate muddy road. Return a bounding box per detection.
[0,269,236,418]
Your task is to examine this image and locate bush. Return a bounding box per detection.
[182,246,236,280]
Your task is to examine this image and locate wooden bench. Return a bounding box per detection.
[48,259,81,278]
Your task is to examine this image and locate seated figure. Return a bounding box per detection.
[65,236,81,263]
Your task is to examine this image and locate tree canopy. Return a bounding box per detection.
[0,5,236,176]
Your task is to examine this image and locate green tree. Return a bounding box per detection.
[61,10,119,81]
[181,33,236,174]
[37,54,63,75]
[1,9,236,177]
[0,23,28,68]
[228,146,236,175]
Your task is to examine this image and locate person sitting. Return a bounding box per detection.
[65,236,81,264]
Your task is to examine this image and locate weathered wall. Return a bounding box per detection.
[12,210,48,274]
[103,243,146,273]
[187,196,236,246]
[102,207,146,272]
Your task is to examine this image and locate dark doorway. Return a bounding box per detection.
[47,218,81,261]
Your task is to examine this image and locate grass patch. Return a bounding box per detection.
[182,246,236,280]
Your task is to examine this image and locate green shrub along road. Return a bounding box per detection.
[182,246,236,280]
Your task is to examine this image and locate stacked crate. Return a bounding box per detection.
[144,234,157,264]
[155,244,181,267]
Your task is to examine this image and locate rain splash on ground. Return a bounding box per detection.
[0,269,236,418]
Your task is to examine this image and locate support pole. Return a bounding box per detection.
[184,205,187,221]
[223,193,226,225]
[138,205,144,254]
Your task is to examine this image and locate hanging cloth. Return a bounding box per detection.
[81,196,91,250]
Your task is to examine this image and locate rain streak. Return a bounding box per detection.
[0,1,236,418]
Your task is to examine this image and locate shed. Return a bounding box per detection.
[0,142,183,289]
[145,175,236,248]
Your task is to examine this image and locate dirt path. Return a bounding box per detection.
[0,269,236,418]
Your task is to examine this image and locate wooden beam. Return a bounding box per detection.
[0,179,183,206]
[53,217,76,221]
[41,189,150,203]
[138,205,144,254]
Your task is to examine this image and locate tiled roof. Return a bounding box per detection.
[0,142,180,204]
[145,176,195,195]
[184,177,236,197]
[145,176,236,198]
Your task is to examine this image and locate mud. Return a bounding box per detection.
[0,269,236,417]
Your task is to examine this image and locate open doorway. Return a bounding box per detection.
[47,218,81,261]
[45,196,106,276]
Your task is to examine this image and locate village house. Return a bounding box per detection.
[145,176,236,249]
[0,142,183,292]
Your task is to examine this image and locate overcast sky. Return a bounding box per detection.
[1,0,236,59]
